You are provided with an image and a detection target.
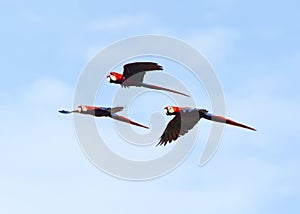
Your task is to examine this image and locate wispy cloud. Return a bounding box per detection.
[87,14,152,32]
[187,27,239,63]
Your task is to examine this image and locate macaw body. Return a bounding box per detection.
[158,106,256,146]
[106,62,190,97]
[59,106,148,129]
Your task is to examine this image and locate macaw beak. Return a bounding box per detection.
[164,107,168,114]
[106,74,111,82]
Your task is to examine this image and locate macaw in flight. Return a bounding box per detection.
[157,106,256,146]
[106,62,189,97]
[59,105,148,129]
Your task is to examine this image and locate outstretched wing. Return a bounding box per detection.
[58,110,73,114]
[122,62,163,83]
[111,113,149,129]
[157,112,200,146]
[157,114,181,146]
[110,106,124,114]
[93,107,124,117]
[92,107,110,117]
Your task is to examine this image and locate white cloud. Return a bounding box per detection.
[87,15,151,32]
[83,26,239,63]
[187,27,239,63]
[23,78,73,106]
[83,14,159,60]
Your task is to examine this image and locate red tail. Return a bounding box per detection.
[111,114,149,129]
[211,115,256,131]
[140,83,190,97]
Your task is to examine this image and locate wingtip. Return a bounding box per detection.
[58,110,69,114]
[156,142,163,147]
[111,106,125,113]
[156,138,169,147]
[156,139,162,146]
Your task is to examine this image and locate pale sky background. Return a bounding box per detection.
[1,0,299,213]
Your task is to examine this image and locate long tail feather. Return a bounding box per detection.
[111,114,149,129]
[204,113,256,131]
[139,83,190,97]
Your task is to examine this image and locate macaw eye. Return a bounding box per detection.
[110,75,117,81]
[168,107,174,113]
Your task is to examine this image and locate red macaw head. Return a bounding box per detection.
[106,72,123,83]
[164,106,181,115]
[74,105,98,113]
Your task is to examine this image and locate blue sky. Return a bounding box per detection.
[1,0,299,213]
